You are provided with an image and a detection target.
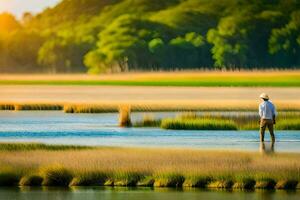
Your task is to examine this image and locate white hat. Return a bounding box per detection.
[260,93,269,100]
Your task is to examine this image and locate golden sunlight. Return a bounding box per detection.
[0,1,12,12]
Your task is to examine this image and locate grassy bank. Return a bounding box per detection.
[0,71,300,87]
[1,101,300,112]
[134,112,300,130]
[0,143,299,189]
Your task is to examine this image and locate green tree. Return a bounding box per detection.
[207,16,249,68]
[85,14,168,72]
[38,34,90,73]
[269,11,300,66]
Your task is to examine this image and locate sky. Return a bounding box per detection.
[0,0,60,18]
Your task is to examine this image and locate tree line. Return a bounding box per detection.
[0,0,299,73]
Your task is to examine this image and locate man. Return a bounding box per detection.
[259,93,276,143]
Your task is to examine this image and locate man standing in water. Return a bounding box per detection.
[259,93,277,143]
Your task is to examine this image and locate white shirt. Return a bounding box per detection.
[259,100,276,119]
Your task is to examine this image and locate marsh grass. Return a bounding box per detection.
[137,176,155,186]
[113,171,144,186]
[40,165,73,187]
[149,112,300,130]
[14,104,63,111]
[69,171,108,186]
[276,119,300,130]
[153,173,185,187]
[233,175,256,189]
[0,101,300,113]
[182,175,212,188]
[0,143,92,151]
[62,101,300,113]
[275,180,299,190]
[133,115,161,127]
[207,174,234,189]
[0,104,15,110]
[0,145,299,189]
[161,118,238,130]
[64,104,118,113]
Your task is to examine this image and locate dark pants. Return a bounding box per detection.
[260,119,275,142]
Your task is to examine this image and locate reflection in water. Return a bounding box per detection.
[259,141,275,154]
[0,187,299,200]
[259,142,275,154]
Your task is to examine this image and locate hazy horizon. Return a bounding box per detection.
[0,0,60,18]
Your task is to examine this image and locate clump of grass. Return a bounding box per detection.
[276,119,300,130]
[40,165,73,187]
[154,173,185,187]
[134,115,161,127]
[208,180,234,189]
[119,105,132,127]
[104,179,114,186]
[275,180,298,189]
[14,104,63,111]
[182,175,212,188]
[207,175,234,189]
[64,104,118,113]
[254,178,276,189]
[161,118,237,130]
[233,176,256,189]
[69,171,108,186]
[137,176,155,186]
[113,171,143,186]
[19,174,43,186]
[0,143,92,151]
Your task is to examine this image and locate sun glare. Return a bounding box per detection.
[0,1,12,12]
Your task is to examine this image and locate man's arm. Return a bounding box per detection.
[259,104,262,118]
[258,104,262,124]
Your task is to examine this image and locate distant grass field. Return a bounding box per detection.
[0,143,299,189]
[0,71,300,86]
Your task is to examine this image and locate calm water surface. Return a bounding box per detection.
[1,187,300,200]
[0,111,300,199]
[0,111,300,152]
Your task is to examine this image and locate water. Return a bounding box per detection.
[0,111,300,152]
[0,111,300,199]
[0,187,299,200]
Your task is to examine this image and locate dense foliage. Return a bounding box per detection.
[0,0,299,73]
